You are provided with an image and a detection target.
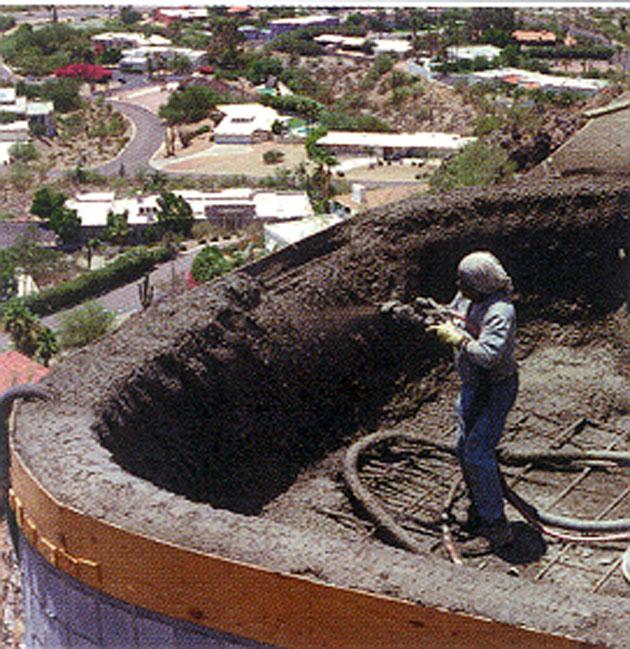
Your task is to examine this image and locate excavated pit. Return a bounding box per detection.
[14,178,630,646]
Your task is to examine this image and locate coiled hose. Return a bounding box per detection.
[342,430,630,555]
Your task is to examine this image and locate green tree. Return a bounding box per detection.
[431,140,515,191]
[48,206,81,245]
[0,15,16,32]
[206,17,245,68]
[31,187,67,220]
[246,55,284,85]
[158,85,224,125]
[0,248,17,301]
[171,53,192,75]
[305,127,338,211]
[120,6,142,26]
[105,209,130,245]
[157,191,194,236]
[470,8,515,36]
[41,78,82,113]
[58,301,114,349]
[9,162,34,193]
[3,301,40,357]
[34,326,58,367]
[98,47,122,65]
[10,228,64,284]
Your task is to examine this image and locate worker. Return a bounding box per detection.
[428,251,518,550]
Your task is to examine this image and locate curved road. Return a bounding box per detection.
[95,101,166,177]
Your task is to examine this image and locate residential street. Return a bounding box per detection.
[95,100,166,177]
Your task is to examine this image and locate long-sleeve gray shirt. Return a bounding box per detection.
[448,290,518,384]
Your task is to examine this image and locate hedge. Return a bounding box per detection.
[526,45,616,60]
[3,245,174,317]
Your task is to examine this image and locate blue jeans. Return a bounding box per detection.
[456,372,518,523]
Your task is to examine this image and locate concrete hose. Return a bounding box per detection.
[342,430,630,555]
[343,430,426,554]
[0,384,50,557]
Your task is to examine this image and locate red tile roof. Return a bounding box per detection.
[0,351,49,393]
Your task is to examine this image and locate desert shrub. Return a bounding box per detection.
[262,149,285,164]
[57,301,114,349]
[431,139,515,191]
[191,221,218,241]
[9,142,38,162]
[191,245,246,283]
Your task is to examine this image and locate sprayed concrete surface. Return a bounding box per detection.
[13,178,630,647]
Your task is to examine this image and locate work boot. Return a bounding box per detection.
[478,518,514,550]
[460,517,513,557]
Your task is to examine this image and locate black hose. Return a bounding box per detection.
[343,430,630,547]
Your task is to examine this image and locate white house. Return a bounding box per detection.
[447,45,503,61]
[317,131,476,160]
[213,104,280,144]
[0,120,29,143]
[66,189,314,237]
[314,34,368,52]
[0,88,54,135]
[92,32,172,51]
[373,38,412,56]
[119,46,208,73]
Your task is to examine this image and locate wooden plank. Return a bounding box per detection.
[10,450,592,649]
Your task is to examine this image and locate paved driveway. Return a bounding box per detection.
[95,101,166,177]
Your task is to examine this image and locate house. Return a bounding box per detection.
[0,88,54,136]
[372,38,412,57]
[447,45,503,62]
[227,6,251,16]
[119,46,208,73]
[66,189,314,238]
[91,32,172,53]
[269,14,339,39]
[512,30,557,46]
[468,67,610,94]
[314,34,368,54]
[0,120,29,143]
[264,215,343,253]
[153,7,208,26]
[0,120,29,163]
[213,104,280,144]
[0,351,49,393]
[316,131,476,160]
[238,25,270,41]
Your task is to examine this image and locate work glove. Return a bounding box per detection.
[427,320,468,348]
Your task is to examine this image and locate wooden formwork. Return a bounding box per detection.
[9,447,593,649]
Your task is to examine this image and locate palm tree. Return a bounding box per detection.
[3,301,40,358]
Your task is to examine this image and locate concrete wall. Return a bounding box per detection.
[18,530,272,648]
